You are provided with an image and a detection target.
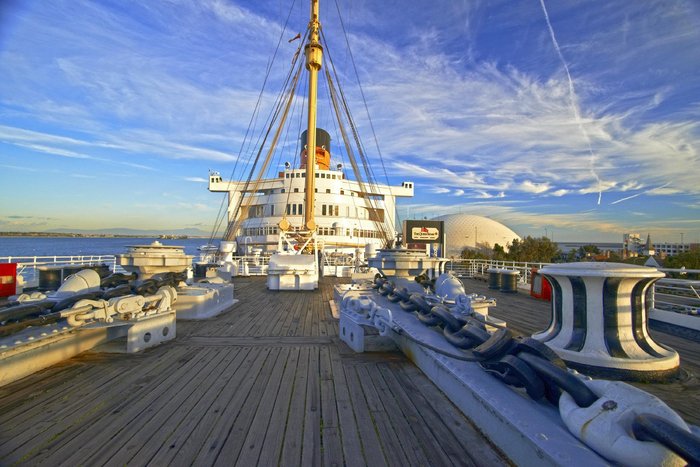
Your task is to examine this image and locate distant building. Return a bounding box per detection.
[643,233,655,256]
[623,233,642,258]
[430,213,520,257]
[557,241,623,254]
[653,242,696,256]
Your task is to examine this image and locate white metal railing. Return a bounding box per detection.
[0,255,122,289]
[446,259,550,286]
[231,255,270,276]
[450,259,700,316]
[2,253,698,315]
[652,278,700,315]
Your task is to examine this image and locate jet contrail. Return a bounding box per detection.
[539,0,602,205]
[610,183,671,205]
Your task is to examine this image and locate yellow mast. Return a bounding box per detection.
[303,0,322,232]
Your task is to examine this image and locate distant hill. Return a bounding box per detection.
[47,227,212,237]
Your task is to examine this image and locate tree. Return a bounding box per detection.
[663,247,700,278]
[578,244,600,258]
[460,247,490,260]
[492,243,507,261]
[502,236,561,263]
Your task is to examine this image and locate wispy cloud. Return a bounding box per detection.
[520,180,551,194]
[0,0,698,241]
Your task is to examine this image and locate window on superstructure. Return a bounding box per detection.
[322,205,327,216]
[315,173,319,178]
[294,188,299,193]
[334,206,339,216]
[298,204,303,215]
[286,204,291,215]
[281,188,286,193]
[340,190,344,195]
[326,189,331,194]
[270,205,275,216]
[302,173,306,177]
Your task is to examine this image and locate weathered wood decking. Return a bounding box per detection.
[461,278,700,426]
[0,277,507,466]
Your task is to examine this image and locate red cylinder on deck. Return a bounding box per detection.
[529,268,552,301]
[0,263,17,297]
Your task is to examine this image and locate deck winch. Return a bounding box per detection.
[0,272,178,387]
[0,241,238,387]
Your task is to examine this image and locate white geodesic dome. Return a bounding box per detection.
[431,213,521,256]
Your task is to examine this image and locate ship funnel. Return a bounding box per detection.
[300,128,331,170]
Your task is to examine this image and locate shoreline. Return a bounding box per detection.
[0,232,208,239]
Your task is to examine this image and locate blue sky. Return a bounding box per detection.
[0,0,698,243]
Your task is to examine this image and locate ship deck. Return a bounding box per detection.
[0,277,507,466]
[1,276,698,466]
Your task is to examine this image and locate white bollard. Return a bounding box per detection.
[533,262,679,381]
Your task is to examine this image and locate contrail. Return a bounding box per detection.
[539,0,602,205]
[610,183,671,205]
[610,192,643,205]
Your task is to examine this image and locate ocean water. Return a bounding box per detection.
[0,236,210,258]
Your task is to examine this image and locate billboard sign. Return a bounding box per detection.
[404,220,444,244]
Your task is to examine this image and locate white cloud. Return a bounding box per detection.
[427,187,451,194]
[520,180,551,194]
[550,189,569,197]
[185,177,208,183]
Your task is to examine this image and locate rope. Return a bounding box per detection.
[208,0,300,245]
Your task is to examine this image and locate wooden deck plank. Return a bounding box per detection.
[89,348,232,467]
[0,346,198,463]
[192,348,277,465]
[154,346,269,466]
[34,348,219,465]
[328,344,366,467]
[216,347,291,466]
[301,345,321,467]
[358,363,426,465]
[280,347,310,465]
[342,360,388,466]
[276,290,303,336]
[375,364,457,466]
[132,347,252,465]
[319,345,343,467]
[0,350,186,455]
[357,361,413,466]
[394,363,506,466]
[256,346,302,466]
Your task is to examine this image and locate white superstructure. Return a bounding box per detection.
[209,165,413,255]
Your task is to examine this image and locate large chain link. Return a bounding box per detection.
[366,275,700,466]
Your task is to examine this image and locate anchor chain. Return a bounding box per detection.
[363,276,700,466]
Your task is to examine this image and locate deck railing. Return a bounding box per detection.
[0,255,122,289]
[445,259,550,286]
[450,258,700,317]
[2,254,698,316]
